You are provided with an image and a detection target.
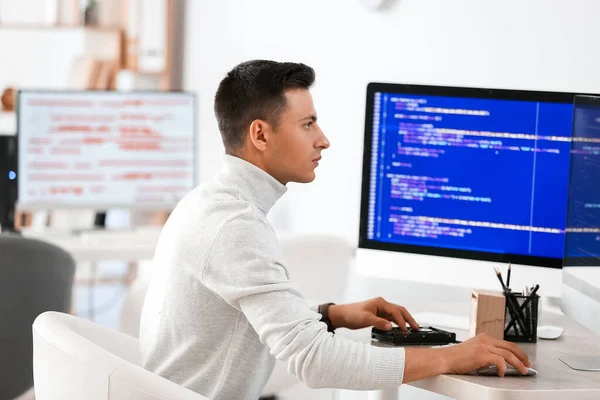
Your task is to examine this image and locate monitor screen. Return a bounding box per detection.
[17,91,196,209]
[359,83,585,268]
[564,95,600,265]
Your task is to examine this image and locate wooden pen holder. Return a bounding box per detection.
[469,290,506,340]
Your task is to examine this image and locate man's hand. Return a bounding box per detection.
[327,297,419,331]
[439,333,532,376]
[402,333,532,383]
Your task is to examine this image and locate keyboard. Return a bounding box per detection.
[412,312,470,331]
[372,326,456,346]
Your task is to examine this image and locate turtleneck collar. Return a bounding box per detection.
[218,154,287,213]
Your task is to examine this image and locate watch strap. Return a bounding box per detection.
[318,302,336,333]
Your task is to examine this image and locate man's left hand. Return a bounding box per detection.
[327,297,419,331]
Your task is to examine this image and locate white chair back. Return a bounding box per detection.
[32,311,207,400]
[278,233,354,304]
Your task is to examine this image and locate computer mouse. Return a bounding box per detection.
[537,325,565,340]
[476,364,537,376]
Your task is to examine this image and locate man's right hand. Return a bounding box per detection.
[403,333,531,383]
[438,333,531,376]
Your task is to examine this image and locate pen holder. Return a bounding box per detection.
[503,292,539,343]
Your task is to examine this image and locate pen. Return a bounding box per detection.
[528,284,540,298]
[495,267,528,335]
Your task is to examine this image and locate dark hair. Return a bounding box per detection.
[214,60,315,153]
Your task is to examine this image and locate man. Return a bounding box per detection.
[139,60,531,400]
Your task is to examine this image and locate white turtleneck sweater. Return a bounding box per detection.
[139,155,406,400]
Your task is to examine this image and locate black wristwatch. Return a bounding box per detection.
[318,302,336,333]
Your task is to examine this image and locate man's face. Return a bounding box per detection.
[265,89,330,184]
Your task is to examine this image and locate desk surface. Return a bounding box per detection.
[364,303,600,400]
[20,228,300,263]
[414,314,600,399]
[21,229,161,262]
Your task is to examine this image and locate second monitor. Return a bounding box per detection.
[17,91,196,211]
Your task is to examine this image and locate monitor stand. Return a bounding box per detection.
[560,356,600,371]
[94,211,107,228]
[71,211,111,235]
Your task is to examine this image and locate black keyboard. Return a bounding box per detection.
[371,326,456,346]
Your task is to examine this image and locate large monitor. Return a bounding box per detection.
[17,91,196,209]
[358,83,588,295]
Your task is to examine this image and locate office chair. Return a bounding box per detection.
[119,275,150,338]
[32,311,207,400]
[277,233,354,304]
[0,235,76,400]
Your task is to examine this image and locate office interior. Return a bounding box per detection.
[1,1,600,399]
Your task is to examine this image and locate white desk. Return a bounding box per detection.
[21,229,160,262]
[365,305,600,400]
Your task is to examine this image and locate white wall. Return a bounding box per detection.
[183,0,600,243]
[0,27,120,93]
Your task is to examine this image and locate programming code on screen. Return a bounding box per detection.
[367,92,573,258]
[18,92,195,207]
[565,99,600,260]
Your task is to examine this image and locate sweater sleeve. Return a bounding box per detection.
[202,216,405,390]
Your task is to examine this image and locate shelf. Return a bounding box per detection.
[0,112,16,136]
[0,24,121,33]
[0,27,122,91]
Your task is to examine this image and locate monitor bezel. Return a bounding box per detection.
[359,82,594,269]
[16,89,197,211]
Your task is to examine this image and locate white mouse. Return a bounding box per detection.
[476,364,537,376]
[537,325,565,340]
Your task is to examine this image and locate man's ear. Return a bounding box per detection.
[248,119,272,152]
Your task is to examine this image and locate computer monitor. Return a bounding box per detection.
[0,134,17,231]
[561,95,600,329]
[564,95,600,266]
[357,83,588,296]
[16,91,196,210]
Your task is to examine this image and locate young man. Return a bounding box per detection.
[139,60,531,400]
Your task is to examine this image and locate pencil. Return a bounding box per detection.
[495,267,528,335]
[494,267,507,290]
